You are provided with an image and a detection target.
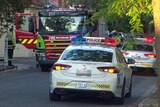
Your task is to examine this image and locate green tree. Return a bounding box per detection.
[0,0,31,38]
[94,0,153,34]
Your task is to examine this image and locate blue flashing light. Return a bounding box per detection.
[43,4,57,9]
[71,37,87,44]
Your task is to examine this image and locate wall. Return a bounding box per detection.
[0,36,5,57]
[0,33,35,58]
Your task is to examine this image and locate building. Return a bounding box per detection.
[0,0,45,58]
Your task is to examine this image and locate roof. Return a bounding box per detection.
[66,44,115,52]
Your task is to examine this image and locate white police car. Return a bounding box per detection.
[49,37,134,104]
[121,37,157,74]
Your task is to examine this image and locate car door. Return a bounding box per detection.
[15,13,38,49]
[116,49,132,89]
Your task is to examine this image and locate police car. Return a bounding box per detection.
[121,37,157,74]
[49,37,134,104]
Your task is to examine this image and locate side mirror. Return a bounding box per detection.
[127,58,135,64]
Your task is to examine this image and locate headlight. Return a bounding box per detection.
[36,52,46,57]
[39,53,46,57]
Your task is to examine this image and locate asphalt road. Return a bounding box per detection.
[0,67,157,107]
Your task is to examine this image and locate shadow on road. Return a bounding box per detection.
[132,68,156,76]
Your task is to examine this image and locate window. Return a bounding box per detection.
[39,16,88,34]
[18,16,34,32]
[61,49,113,62]
[122,44,153,52]
[116,49,127,64]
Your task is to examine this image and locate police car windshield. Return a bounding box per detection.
[122,44,153,52]
[61,49,113,62]
[39,16,88,34]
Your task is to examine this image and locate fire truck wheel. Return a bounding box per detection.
[40,65,49,72]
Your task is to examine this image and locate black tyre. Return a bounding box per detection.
[40,65,49,72]
[49,92,61,101]
[152,69,157,76]
[115,79,125,105]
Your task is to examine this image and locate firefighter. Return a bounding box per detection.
[84,25,98,37]
[5,27,16,66]
[110,30,121,45]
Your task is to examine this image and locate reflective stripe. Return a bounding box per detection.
[33,40,37,44]
[19,39,37,45]
[27,39,34,44]
[21,39,28,44]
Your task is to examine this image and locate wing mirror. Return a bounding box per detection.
[127,58,135,64]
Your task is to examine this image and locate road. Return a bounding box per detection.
[0,66,157,107]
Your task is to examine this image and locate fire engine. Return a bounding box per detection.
[15,4,99,71]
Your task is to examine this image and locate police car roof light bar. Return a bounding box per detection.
[71,36,87,45]
[43,4,58,9]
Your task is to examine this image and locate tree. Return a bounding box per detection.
[93,0,153,34]
[0,0,31,38]
[152,0,160,105]
[66,0,153,34]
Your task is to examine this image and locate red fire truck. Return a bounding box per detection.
[15,5,98,71]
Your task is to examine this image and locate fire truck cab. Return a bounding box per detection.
[15,5,99,71]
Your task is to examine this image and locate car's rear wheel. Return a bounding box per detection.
[115,79,125,105]
[49,92,61,101]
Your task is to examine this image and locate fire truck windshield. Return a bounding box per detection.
[39,16,88,35]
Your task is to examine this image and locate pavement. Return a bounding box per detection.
[0,57,36,72]
[138,88,159,107]
[0,57,159,106]
[0,65,17,72]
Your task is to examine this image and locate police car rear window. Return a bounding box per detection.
[61,49,113,62]
[123,44,153,52]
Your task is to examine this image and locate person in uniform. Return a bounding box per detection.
[110,30,121,46]
[5,27,16,66]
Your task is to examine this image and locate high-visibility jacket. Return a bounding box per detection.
[84,32,90,37]
[5,32,16,49]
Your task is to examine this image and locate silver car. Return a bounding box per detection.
[121,39,156,74]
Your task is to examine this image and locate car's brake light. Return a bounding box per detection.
[52,64,71,70]
[144,53,156,58]
[144,37,154,43]
[122,51,129,55]
[97,67,120,74]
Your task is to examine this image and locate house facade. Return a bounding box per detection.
[0,0,44,58]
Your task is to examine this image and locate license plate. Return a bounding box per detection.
[76,70,91,76]
[75,82,91,88]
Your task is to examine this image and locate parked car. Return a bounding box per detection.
[49,37,135,104]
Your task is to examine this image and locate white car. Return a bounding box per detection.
[121,38,156,74]
[49,38,134,104]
